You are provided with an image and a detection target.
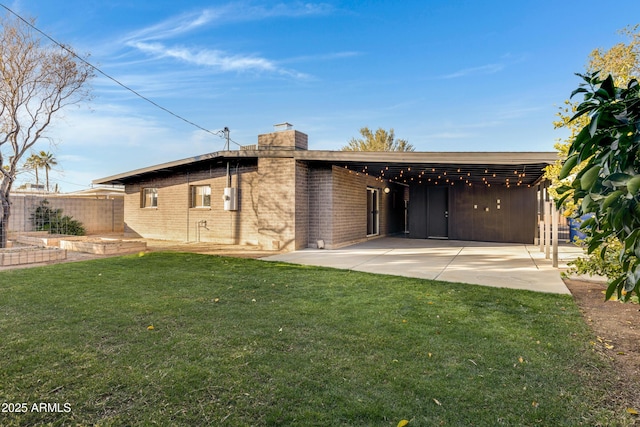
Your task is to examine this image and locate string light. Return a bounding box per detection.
[333,163,538,189]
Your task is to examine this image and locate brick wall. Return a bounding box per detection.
[308,166,404,249]
[255,157,297,250]
[121,130,312,251]
[124,163,261,245]
[253,130,310,250]
[295,161,309,250]
[258,130,308,150]
[332,166,367,246]
[308,166,333,247]
[8,194,124,234]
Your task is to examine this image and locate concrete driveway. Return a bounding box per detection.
[262,237,587,294]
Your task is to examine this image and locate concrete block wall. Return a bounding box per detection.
[122,129,311,250]
[332,166,368,247]
[258,130,308,150]
[255,157,297,250]
[8,194,124,234]
[295,161,309,250]
[124,163,261,245]
[308,165,403,249]
[308,167,333,247]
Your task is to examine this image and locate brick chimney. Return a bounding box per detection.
[258,123,308,151]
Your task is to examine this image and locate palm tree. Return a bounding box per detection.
[24,153,41,188]
[38,151,57,192]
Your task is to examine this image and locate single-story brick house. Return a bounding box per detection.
[93,127,556,251]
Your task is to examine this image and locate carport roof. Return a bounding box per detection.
[93,149,558,187]
[298,150,556,187]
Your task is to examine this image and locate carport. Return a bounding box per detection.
[262,237,584,294]
[298,150,556,245]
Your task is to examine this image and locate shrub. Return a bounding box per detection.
[566,236,624,279]
[30,199,86,236]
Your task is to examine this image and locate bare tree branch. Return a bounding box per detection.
[0,14,93,247]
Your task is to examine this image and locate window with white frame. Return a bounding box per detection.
[141,188,158,208]
[191,185,211,208]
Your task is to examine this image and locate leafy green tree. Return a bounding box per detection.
[589,25,640,82]
[341,127,415,152]
[0,14,93,247]
[548,25,640,205]
[555,72,640,301]
[548,26,640,281]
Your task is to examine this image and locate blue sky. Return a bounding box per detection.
[7,0,640,191]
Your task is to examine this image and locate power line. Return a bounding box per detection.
[0,3,242,147]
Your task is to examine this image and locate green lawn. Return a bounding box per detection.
[0,252,630,426]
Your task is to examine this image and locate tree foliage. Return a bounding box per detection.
[566,236,624,279]
[556,72,640,301]
[39,151,57,192]
[547,25,640,207]
[24,153,41,187]
[589,25,640,84]
[23,151,57,191]
[0,14,93,247]
[548,26,640,284]
[341,127,415,152]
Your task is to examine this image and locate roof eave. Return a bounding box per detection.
[294,150,559,164]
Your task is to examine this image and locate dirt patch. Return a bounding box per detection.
[563,278,640,417]
[141,239,283,259]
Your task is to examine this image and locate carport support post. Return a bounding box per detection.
[539,182,547,253]
[551,200,558,268]
[544,201,551,259]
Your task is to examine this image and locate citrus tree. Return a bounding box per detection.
[548,26,640,282]
[548,25,639,205]
[556,72,640,301]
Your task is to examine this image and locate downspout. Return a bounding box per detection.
[186,171,190,242]
[232,161,240,244]
[225,127,231,188]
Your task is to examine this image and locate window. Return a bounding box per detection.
[142,188,158,208]
[191,185,211,208]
